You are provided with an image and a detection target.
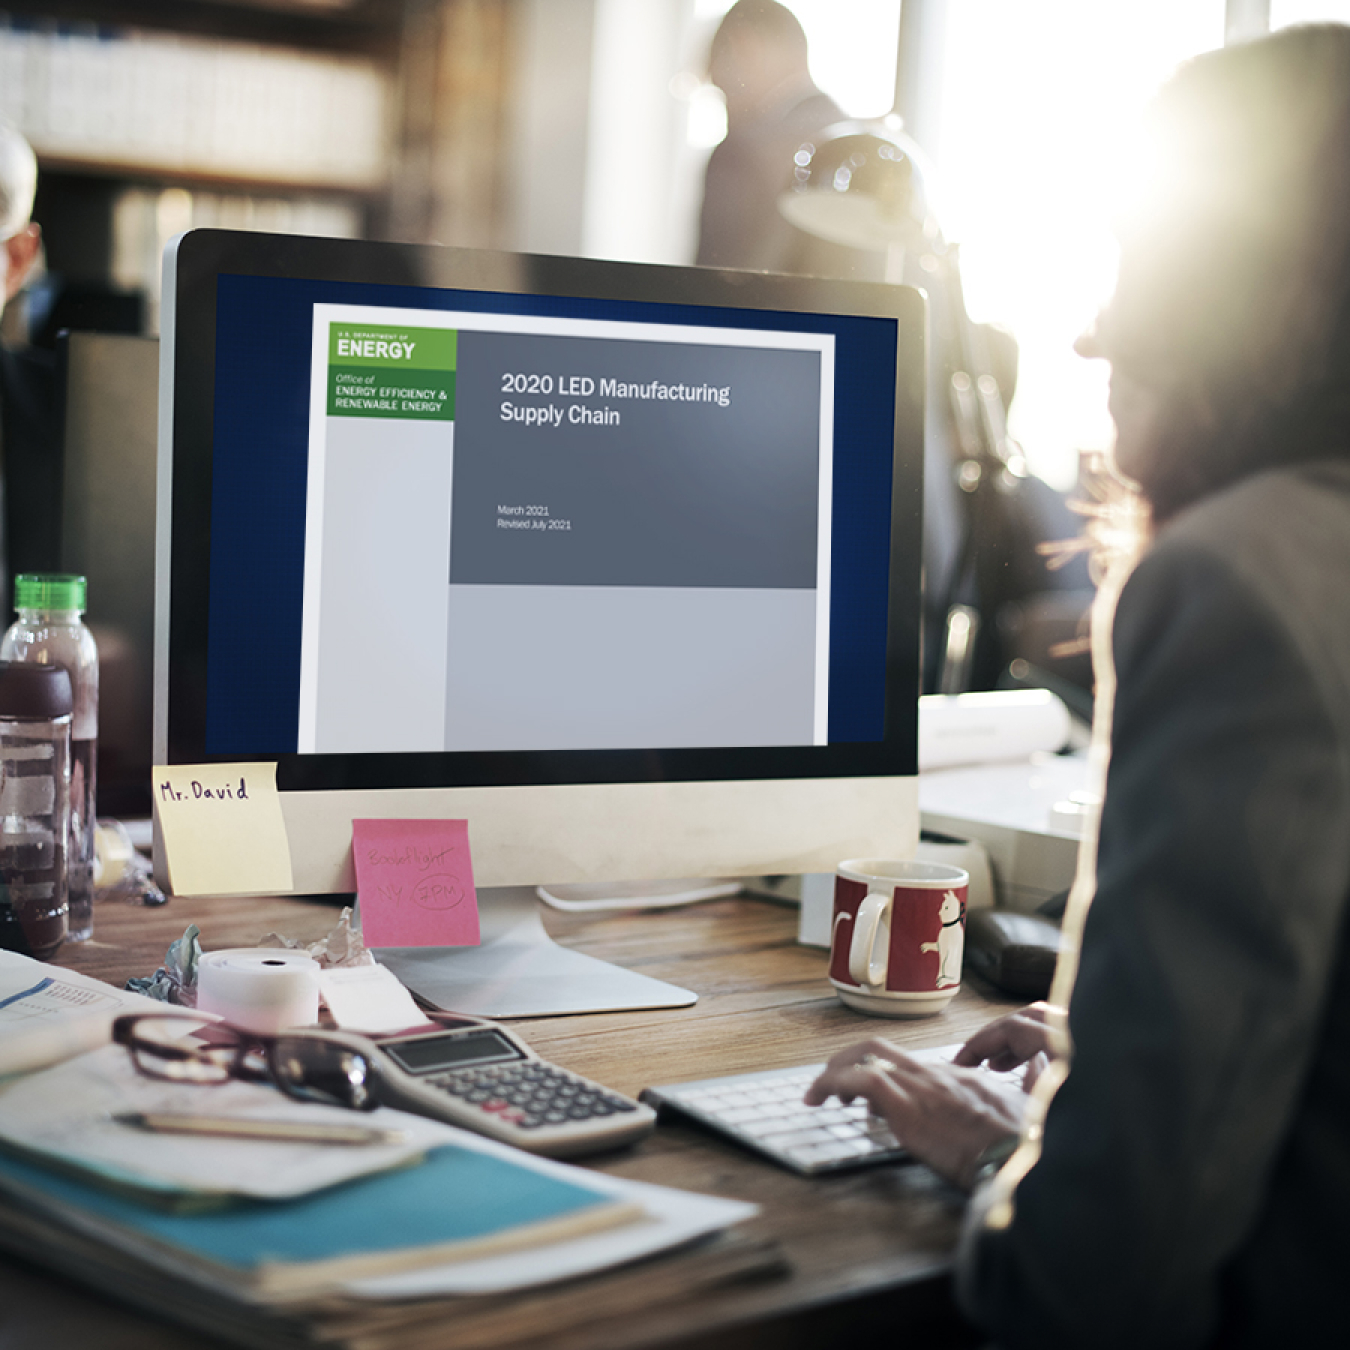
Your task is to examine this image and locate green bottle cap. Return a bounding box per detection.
[14,573,87,612]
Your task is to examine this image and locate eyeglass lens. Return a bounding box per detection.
[123,1016,239,1084]
[116,1015,381,1111]
[270,1036,379,1111]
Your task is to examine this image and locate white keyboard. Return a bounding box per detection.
[641,1043,1016,1175]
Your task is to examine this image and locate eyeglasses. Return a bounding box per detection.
[111,1013,384,1112]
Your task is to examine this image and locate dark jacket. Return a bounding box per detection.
[696,82,855,277]
[0,341,60,607]
[960,460,1350,1346]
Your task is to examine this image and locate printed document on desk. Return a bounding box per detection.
[0,1043,448,1202]
[0,950,164,1078]
[0,1044,756,1300]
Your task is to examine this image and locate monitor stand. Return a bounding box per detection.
[373,887,698,1019]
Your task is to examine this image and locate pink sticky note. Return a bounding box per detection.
[352,819,481,949]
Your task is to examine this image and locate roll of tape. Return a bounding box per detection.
[197,949,321,1033]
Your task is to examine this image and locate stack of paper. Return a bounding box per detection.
[0,959,761,1345]
[0,1143,640,1301]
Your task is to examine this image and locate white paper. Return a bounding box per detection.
[341,1129,759,1297]
[319,962,426,1033]
[918,689,1072,771]
[0,1042,758,1298]
[0,950,165,1078]
[0,1043,460,1200]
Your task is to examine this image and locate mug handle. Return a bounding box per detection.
[848,888,891,987]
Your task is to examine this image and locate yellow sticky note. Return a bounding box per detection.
[152,762,294,897]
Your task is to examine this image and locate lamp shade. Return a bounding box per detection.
[778,118,941,253]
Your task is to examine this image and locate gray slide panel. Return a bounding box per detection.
[450,330,821,589]
[443,584,817,751]
[313,418,454,752]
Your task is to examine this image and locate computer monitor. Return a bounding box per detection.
[154,229,923,1009]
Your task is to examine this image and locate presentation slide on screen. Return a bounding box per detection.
[298,302,835,755]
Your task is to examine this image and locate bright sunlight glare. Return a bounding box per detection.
[936,2,1227,488]
[687,2,1241,488]
[1270,1,1350,27]
[690,0,902,144]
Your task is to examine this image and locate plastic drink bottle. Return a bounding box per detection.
[0,662,73,958]
[1,575,98,941]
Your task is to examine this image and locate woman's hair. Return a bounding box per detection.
[1103,25,1350,521]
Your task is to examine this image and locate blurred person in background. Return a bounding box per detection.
[0,120,57,610]
[808,25,1350,1347]
[696,0,847,275]
[696,2,1092,697]
[0,123,40,308]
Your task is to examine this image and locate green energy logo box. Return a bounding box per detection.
[328,324,457,420]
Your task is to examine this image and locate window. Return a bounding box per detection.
[934,2,1227,487]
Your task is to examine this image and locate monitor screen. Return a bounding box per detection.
[156,230,924,894]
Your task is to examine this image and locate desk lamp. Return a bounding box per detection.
[778,116,941,280]
[781,118,1026,693]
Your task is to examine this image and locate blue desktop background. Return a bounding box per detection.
[207,273,900,754]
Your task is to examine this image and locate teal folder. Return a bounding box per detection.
[0,1143,635,1297]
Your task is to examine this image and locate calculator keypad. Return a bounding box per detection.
[431,1061,639,1130]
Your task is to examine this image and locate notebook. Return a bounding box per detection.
[0,1142,640,1300]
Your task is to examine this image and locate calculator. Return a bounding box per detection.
[363,1017,655,1158]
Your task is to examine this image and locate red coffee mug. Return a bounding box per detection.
[828,858,968,1016]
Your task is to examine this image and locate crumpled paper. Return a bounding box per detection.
[256,906,373,968]
[125,923,201,1004]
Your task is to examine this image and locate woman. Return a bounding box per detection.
[807,26,1350,1347]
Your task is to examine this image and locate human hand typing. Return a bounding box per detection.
[954,1001,1060,1089]
[804,1037,1028,1190]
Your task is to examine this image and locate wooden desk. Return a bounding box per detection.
[1,892,1018,1350]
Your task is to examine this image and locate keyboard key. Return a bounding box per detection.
[773,1128,830,1150]
[686,1094,728,1111]
[740,1118,800,1139]
[834,1137,878,1158]
[811,1107,851,1125]
[791,1141,856,1165]
[716,1106,763,1125]
[718,1092,755,1108]
[747,1104,785,1121]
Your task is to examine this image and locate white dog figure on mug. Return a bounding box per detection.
[920,889,965,988]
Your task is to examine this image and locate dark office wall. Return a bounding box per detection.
[32,173,117,283]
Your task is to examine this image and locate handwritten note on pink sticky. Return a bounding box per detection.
[352,819,481,949]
